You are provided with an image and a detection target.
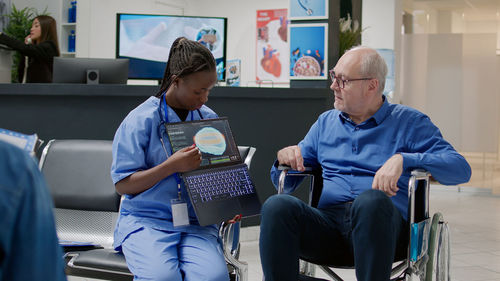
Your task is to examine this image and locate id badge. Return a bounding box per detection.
[171,198,190,227]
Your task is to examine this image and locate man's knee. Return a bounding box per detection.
[352,189,394,221]
[261,194,302,222]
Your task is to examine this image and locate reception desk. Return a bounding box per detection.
[0,83,332,226]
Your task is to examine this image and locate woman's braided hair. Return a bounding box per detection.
[155,37,216,97]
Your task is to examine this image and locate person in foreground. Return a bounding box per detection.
[0,15,60,83]
[111,37,230,281]
[0,140,67,281]
[259,46,471,281]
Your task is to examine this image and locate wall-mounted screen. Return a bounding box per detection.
[116,13,227,81]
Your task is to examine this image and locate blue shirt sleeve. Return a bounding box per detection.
[270,116,322,193]
[400,114,471,185]
[111,108,155,184]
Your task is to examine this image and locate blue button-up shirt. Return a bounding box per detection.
[271,97,471,219]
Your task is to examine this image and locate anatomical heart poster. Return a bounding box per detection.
[256,9,289,84]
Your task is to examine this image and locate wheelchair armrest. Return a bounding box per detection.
[408,169,431,225]
[277,165,317,194]
[277,165,323,208]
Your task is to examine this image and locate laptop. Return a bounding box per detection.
[165,117,261,226]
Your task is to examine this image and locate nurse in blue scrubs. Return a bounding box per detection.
[111,37,228,281]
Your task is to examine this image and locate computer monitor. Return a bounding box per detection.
[52,57,129,84]
[116,13,227,81]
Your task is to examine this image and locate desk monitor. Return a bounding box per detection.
[52,57,129,84]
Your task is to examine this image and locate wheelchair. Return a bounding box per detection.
[277,167,451,281]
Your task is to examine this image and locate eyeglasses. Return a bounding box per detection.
[329,69,373,89]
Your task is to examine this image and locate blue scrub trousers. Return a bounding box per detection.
[259,189,408,281]
[121,227,229,281]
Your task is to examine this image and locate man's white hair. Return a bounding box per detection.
[347,46,387,95]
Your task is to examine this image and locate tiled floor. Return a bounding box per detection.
[69,185,500,281]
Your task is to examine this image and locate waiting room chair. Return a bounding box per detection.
[277,166,450,281]
[39,139,256,281]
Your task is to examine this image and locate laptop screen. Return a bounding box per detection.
[165,117,242,168]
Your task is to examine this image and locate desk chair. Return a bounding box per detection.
[277,167,450,281]
[39,139,256,281]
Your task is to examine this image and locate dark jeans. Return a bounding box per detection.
[259,189,408,281]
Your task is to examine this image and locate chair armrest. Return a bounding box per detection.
[219,222,248,281]
[65,249,132,276]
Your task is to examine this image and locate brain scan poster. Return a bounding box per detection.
[289,23,328,80]
[256,9,289,84]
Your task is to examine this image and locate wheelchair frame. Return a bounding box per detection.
[277,168,450,281]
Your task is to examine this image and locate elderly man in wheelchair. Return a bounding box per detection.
[259,46,471,281]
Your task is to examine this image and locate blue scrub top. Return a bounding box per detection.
[111,96,219,250]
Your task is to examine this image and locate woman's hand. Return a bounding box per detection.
[115,144,201,195]
[24,35,32,44]
[167,144,202,173]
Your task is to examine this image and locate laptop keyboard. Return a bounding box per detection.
[185,166,254,203]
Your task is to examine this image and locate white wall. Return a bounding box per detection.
[401,33,500,153]
[11,0,60,20]
[362,0,402,103]
[75,0,287,86]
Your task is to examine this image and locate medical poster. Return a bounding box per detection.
[289,23,328,80]
[289,0,328,20]
[226,59,241,86]
[256,9,289,84]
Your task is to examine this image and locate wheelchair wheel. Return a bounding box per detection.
[425,213,450,281]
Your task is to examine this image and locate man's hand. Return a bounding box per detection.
[167,144,202,173]
[372,154,403,197]
[277,145,305,172]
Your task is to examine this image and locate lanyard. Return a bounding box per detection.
[163,94,194,124]
[162,94,195,199]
